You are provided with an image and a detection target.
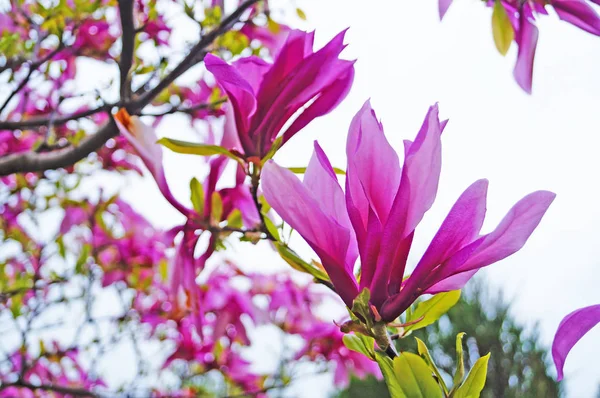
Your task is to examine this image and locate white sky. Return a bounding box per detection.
[112,0,600,396]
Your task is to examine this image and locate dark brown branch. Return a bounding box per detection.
[137,0,259,106]
[0,120,119,175]
[141,98,226,117]
[0,103,118,130]
[0,380,100,398]
[118,0,135,100]
[0,0,259,177]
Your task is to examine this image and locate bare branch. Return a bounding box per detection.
[0,380,100,398]
[0,103,118,130]
[118,0,135,100]
[0,0,259,177]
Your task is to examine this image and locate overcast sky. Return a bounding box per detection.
[112,0,600,396]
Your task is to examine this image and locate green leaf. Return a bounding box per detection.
[274,243,329,281]
[453,353,491,398]
[376,352,405,398]
[262,214,281,241]
[226,209,243,230]
[75,244,91,274]
[296,7,307,20]
[492,0,514,56]
[452,332,467,389]
[261,136,283,163]
[405,290,461,332]
[393,352,443,398]
[158,138,241,162]
[287,166,346,175]
[211,192,223,223]
[416,338,448,395]
[351,288,373,326]
[190,178,205,215]
[343,334,376,360]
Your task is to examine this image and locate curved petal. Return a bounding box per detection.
[552,304,600,381]
[205,54,257,140]
[553,0,600,35]
[439,0,453,19]
[513,6,539,94]
[262,160,358,305]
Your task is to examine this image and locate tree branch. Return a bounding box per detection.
[0,0,258,177]
[0,102,118,130]
[118,0,135,100]
[0,380,100,398]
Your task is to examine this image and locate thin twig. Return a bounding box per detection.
[118,0,135,100]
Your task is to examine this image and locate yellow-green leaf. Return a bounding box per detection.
[416,337,448,395]
[158,138,241,163]
[287,166,346,175]
[452,332,467,391]
[190,177,205,215]
[375,352,405,398]
[492,0,514,56]
[274,243,329,281]
[405,290,461,332]
[296,7,307,20]
[343,334,376,360]
[453,353,491,398]
[211,192,223,223]
[393,352,443,398]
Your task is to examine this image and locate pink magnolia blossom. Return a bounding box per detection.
[115,109,193,217]
[205,29,354,158]
[297,323,381,387]
[240,21,292,55]
[262,101,555,321]
[552,303,600,380]
[440,0,600,93]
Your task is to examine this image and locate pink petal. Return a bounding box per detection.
[345,100,402,227]
[425,269,478,293]
[513,6,539,94]
[231,56,271,94]
[553,0,600,35]
[552,304,600,381]
[400,179,489,297]
[205,53,257,138]
[435,190,555,281]
[439,0,454,19]
[262,161,358,305]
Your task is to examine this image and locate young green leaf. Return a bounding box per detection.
[452,332,467,390]
[405,290,461,332]
[190,177,205,215]
[343,334,376,360]
[492,0,514,56]
[287,166,346,175]
[415,338,448,395]
[211,192,223,223]
[393,352,443,398]
[351,288,373,327]
[375,352,405,398]
[274,243,329,281]
[158,138,241,163]
[453,353,491,398]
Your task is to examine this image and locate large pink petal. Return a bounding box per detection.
[552,304,600,381]
[432,190,555,283]
[205,54,257,142]
[231,56,271,94]
[424,269,478,294]
[513,6,539,94]
[346,100,401,226]
[262,161,358,305]
[304,142,358,271]
[370,105,443,306]
[553,0,600,35]
[281,64,355,144]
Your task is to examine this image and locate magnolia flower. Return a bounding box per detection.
[440,0,600,93]
[262,101,554,321]
[205,29,354,158]
[552,304,600,380]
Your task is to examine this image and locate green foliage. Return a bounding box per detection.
[491,0,514,56]
[393,352,443,398]
[405,291,461,333]
[453,354,490,398]
[339,280,560,398]
[157,137,242,164]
